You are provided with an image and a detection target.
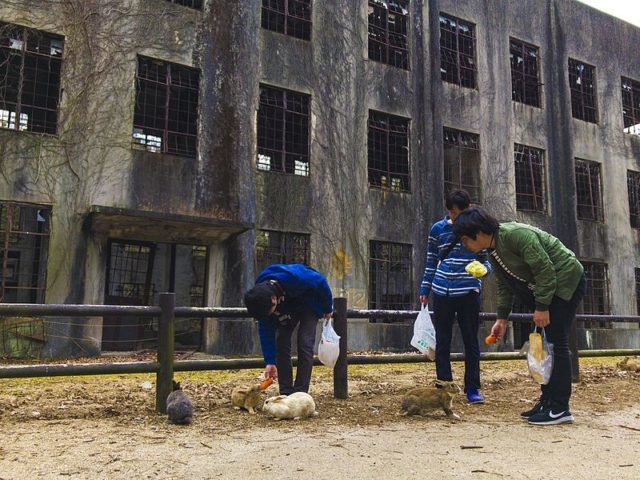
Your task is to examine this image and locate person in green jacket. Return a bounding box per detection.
[452,207,586,426]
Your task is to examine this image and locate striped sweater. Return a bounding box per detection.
[419,216,492,297]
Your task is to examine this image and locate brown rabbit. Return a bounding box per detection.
[400,380,461,419]
[231,384,262,414]
[618,356,640,373]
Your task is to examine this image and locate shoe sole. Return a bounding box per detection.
[528,415,574,426]
[468,400,484,404]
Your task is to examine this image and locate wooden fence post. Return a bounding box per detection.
[156,292,175,413]
[333,297,348,399]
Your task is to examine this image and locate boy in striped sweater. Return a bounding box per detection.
[419,190,492,403]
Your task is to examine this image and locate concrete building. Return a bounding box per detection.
[0,0,639,358]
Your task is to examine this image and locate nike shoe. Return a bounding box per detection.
[528,408,574,425]
[520,399,547,420]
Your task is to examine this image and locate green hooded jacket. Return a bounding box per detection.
[490,222,584,318]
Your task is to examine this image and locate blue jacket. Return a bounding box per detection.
[420,216,492,298]
[256,264,333,365]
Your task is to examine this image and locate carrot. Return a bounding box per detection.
[260,377,273,390]
[485,334,497,345]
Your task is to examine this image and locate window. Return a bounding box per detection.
[579,262,610,328]
[257,85,310,176]
[255,230,310,273]
[514,144,545,213]
[166,0,203,8]
[439,13,476,88]
[627,170,640,228]
[568,58,597,123]
[575,159,603,222]
[367,0,409,69]
[261,0,312,40]
[0,202,50,303]
[132,56,199,157]
[622,77,640,135]
[443,128,481,203]
[510,38,540,107]
[0,22,64,134]
[369,241,413,320]
[368,110,410,192]
[636,268,640,316]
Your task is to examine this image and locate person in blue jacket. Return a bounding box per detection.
[243,263,333,395]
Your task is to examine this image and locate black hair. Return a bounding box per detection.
[452,207,500,240]
[243,282,276,318]
[445,189,471,211]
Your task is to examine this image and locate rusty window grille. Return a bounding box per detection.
[636,268,640,317]
[568,58,598,123]
[0,202,50,304]
[367,0,409,70]
[575,159,603,222]
[106,240,155,301]
[0,22,64,135]
[514,144,546,213]
[510,38,540,107]
[368,110,410,192]
[261,0,312,40]
[257,85,310,176]
[166,0,203,8]
[132,56,199,158]
[255,230,310,273]
[628,170,640,228]
[443,127,481,203]
[369,241,413,322]
[622,76,640,135]
[578,261,610,328]
[439,13,476,88]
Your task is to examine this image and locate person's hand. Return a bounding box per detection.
[533,310,550,328]
[419,295,429,306]
[323,312,333,320]
[264,364,278,380]
[491,319,508,341]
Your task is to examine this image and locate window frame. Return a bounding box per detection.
[579,261,610,328]
[509,37,541,107]
[367,0,410,70]
[514,143,546,213]
[574,158,604,223]
[443,127,481,204]
[439,12,477,89]
[367,109,411,193]
[627,170,640,229]
[255,230,310,273]
[261,0,312,41]
[568,58,598,123]
[622,76,640,135]
[368,240,413,320]
[166,0,203,9]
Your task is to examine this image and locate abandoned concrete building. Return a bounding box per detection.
[0,0,639,358]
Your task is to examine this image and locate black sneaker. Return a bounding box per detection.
[520,399,547,420]
[528,408,574,426]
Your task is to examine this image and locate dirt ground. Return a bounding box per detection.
[1,355,640,479]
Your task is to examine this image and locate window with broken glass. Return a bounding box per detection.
[367,0,409,70]
[578,261,610,328]
[166,0,203,9]
[575,159,603,222]
[368,110,410,192]
[439,13,476,88]
[509,38,540,107]
[0,203,50,304]
[132,56,199,157]
[255,230,310,273]
[443,127,481,203]
[627,170,640,229]
[369,241,413,322]
[568,58,597,123]
[261,0,312,40]
[0,22,63,134]
[257,85,310,176]
[622,76,640,135]
[514,144,546,213]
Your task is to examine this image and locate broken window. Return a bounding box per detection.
[369,241,413,322]
[257,85,310,176]
[367,0,409,70]
[255,230,310,273]
[627,170,640,228]
[622,76,640,135]
[262,0,312,40]
[578,261,610,327]
[514,144,545,213]
[439,13,476,88]
[132,56,199,158]
[568,58,598,123]
[443,127,481,203]
[575,159,603,222]
[0,202,50,303]
[0,22,64,134]
[510,38,540,107]
[166,0,203,8]
[368,110,410,192]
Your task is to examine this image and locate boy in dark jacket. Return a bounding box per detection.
[244,264,333,395]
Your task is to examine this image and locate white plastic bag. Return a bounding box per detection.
[526,327,554,385]
[318,318,341,368]
[410,305,437,361]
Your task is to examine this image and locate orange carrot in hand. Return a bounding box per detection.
[485,334,497,345]
[260,377,273,390]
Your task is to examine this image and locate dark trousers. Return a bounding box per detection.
[432,291,481,391]
[539,275,586,410]
[275,307,318,395]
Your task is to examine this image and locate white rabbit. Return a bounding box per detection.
[262,392,317,420]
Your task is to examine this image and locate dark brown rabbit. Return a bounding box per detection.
[167,381,193,425]
[400,380,461,419]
